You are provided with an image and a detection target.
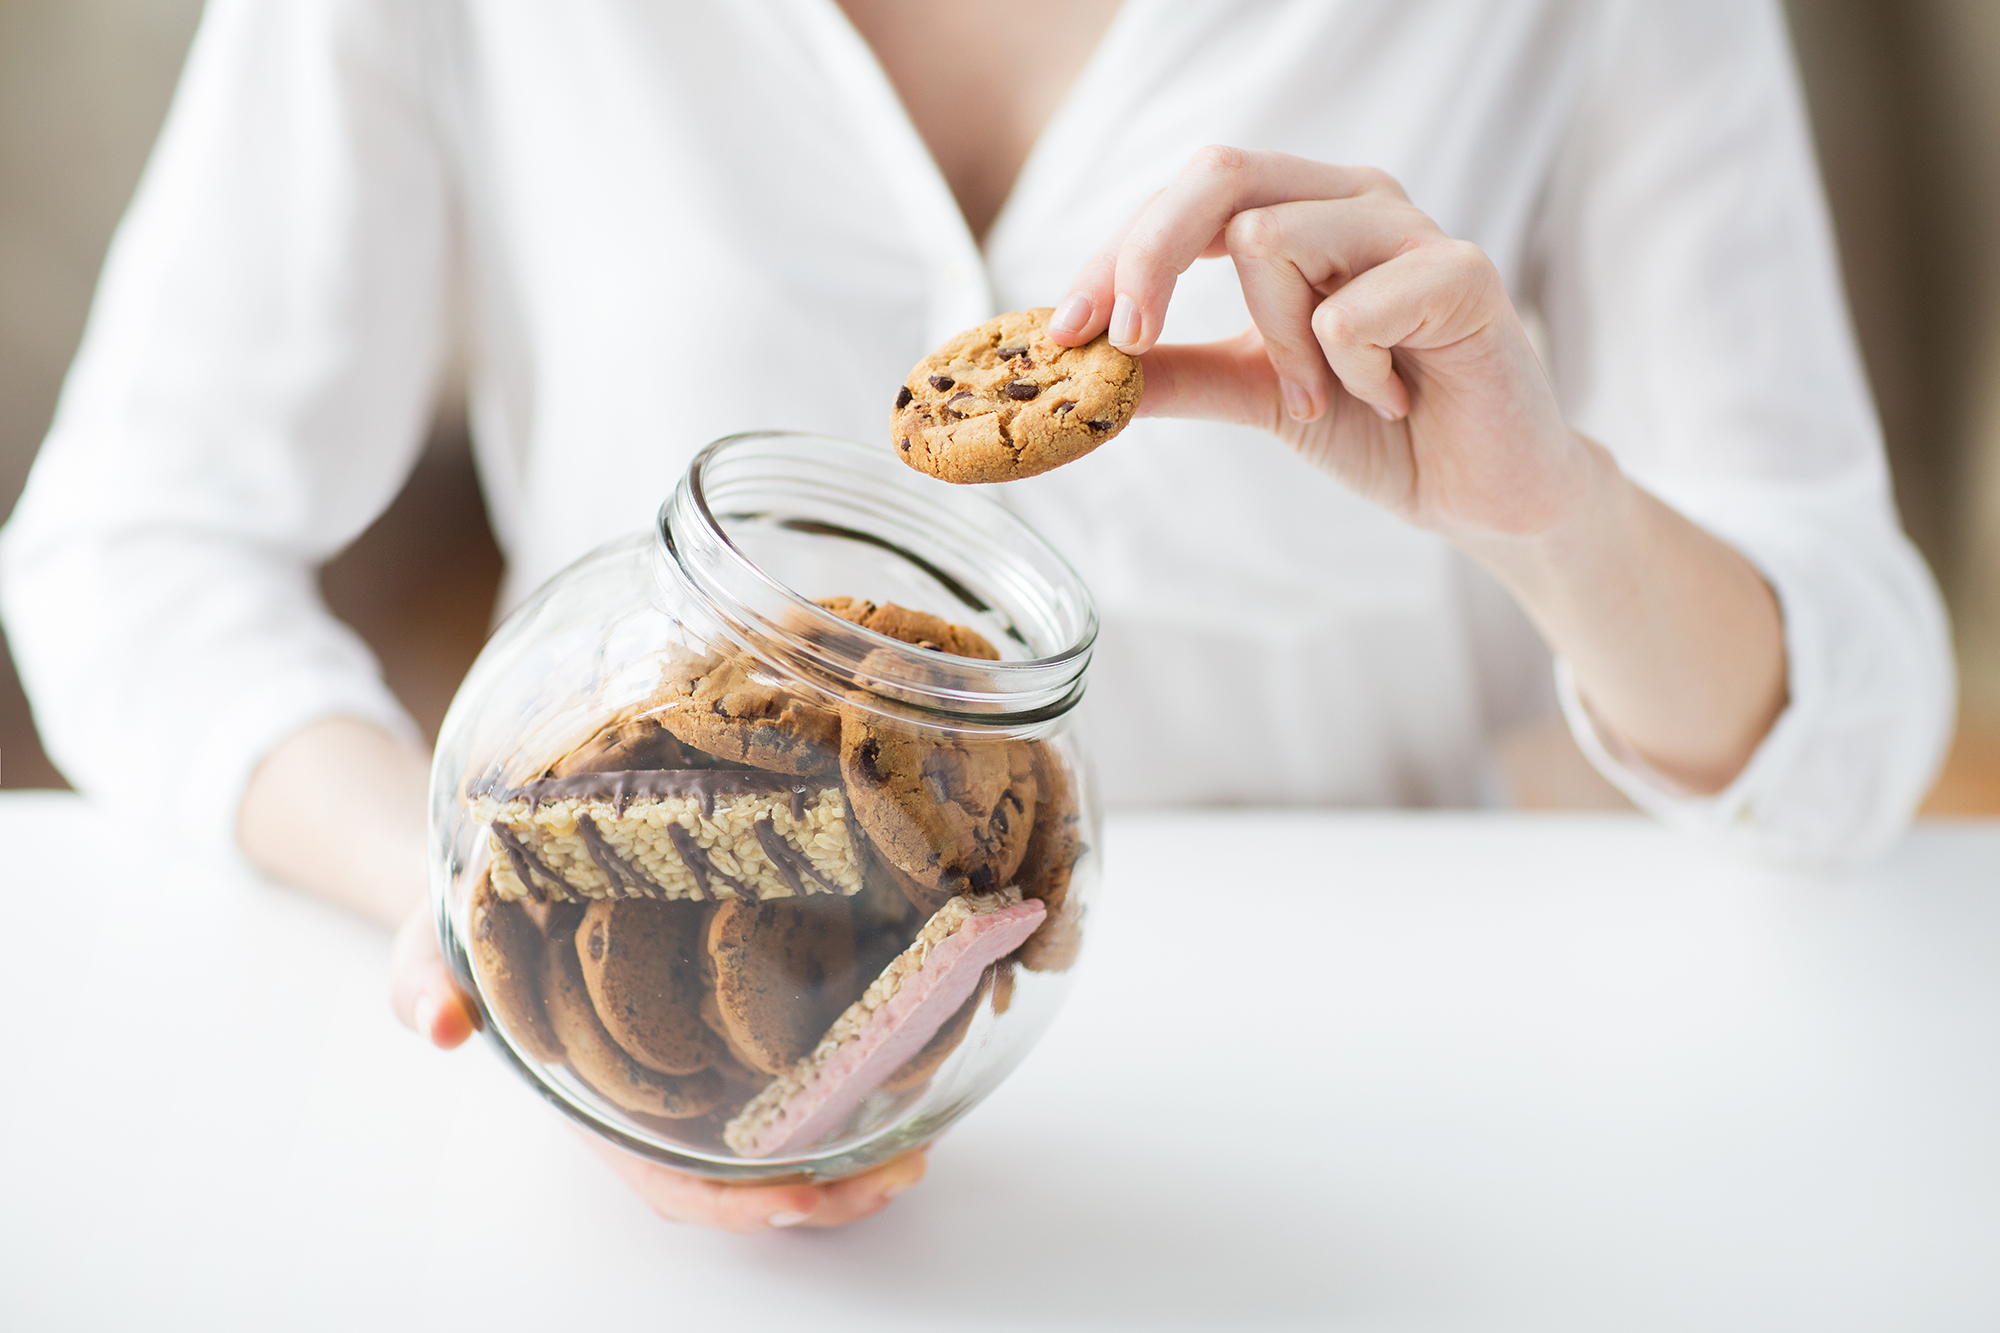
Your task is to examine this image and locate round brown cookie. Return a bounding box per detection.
[1015,742,1085,973]
[654,652,840,776]
[575,900,719,1075]
[840,712,1037,912]
[815,597,1001,660]
[892,307,1143,484]
[468,871,563,1063]
[878,968,992,1094]
[548,711,719,777]
[699,989,779,1087]
[706,896,859,1076]
[542,935,725,1118]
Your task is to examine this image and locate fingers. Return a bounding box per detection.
[1309,239,1503,420]
[1051,147,1404,353]
[585,1133,930,1233]
[795,1150,929,1228]
[389,904,479,1050]
[1226,195,1438,420]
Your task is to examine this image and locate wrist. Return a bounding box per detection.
[1455,432,1634,604]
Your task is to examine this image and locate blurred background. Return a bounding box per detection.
[2,0,1997,811]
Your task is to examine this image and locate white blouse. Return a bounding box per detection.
[0,0,1954,864]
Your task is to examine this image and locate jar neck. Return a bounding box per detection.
[656,432,1096,727]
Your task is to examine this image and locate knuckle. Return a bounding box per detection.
[1190,143,1251,180]
[1443,238,1494,279]
[1358,165,1409,200]
[1311,300,1358,349]
[1224,207,1285,258]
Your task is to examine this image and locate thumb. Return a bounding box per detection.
[1135,327,1284,433]
[390,904,481,1049]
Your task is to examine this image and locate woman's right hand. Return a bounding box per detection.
[387,900,928,1231]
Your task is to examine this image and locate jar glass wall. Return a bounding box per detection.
[430,433,1099,1182]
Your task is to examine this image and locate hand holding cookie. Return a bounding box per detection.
[1042,145,1591,541]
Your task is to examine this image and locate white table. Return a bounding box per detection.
[3,793,1996,1331]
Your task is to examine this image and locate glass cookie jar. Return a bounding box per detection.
[430,432,1098,1182]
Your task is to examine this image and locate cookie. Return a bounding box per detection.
[892,308,1143,484]
[472,768,861,905]
[707,895,859,1076]
[724,890,1046,1158]
[542,927,725,1119]
[656,652,840,776]
[467,871,563,1063]
[547,711,724,777]
[840,713,1037,912]
[576,900,718,1075]
[1015,742,1085,973]
[816,597,1001,660]
[699,989,778,1089]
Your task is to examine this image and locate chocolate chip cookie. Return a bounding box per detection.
[655,652,840,776]
[840,714,1037,913]
[542,922,726,1119]
[547,711,723,778]
[468,871,564,1063]
[706,895,859,1076]
[576,900,719,1075]
[892,308,1142,484]
[817,597,1002,660]
[1015,741,1085,972]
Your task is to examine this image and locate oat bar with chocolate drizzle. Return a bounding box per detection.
[469,769,863,905]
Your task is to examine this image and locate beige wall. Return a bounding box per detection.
[1,1,1998,786]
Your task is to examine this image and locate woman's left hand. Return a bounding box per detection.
[1046,146,1593,542]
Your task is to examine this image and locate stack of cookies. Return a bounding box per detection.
[464,601,1084,1159]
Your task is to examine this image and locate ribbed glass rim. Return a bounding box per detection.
[657,432,1097,725]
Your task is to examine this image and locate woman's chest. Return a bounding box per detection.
[439,0,1596,572]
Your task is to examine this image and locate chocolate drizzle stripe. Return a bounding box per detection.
[753,817,843,896]
[577,813,665,899]
[490,823,572,903]
[476,768,825,811]
[666,822,747,903]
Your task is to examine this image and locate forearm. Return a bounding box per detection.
[1464,435,1788,795]
[237,717,431,928]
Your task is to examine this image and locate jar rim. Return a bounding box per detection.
[659,432,1098,725]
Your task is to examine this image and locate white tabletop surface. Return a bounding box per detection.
[3,792,1997,1331]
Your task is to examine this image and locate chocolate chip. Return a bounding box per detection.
[968,863,998,892]
[1054,402,1075,416]
[587,923,605,962]
[929,375,955,391]
[998,345,1029,360]
[1087,419,1114,431]
[899,437,911,452]
[945,391,977,417]
[856,738,885,784]
[895,385,912,409]
[1004,380,1040,401]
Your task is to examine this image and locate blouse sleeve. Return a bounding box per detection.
[0,0,451,860]
[1525,0,1954,863]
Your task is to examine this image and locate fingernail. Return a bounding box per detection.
[882,1181,914,1200]
[412,992,441,1041]
[1050,292,1092,337]
[1108,294,1140,348]
[1280,379,1313,421]
[1374,403,1397,422]
[767,1211,811,1228]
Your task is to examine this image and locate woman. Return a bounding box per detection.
[0,0,1951,1230]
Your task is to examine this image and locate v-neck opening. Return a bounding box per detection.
[802,0,1142,259]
